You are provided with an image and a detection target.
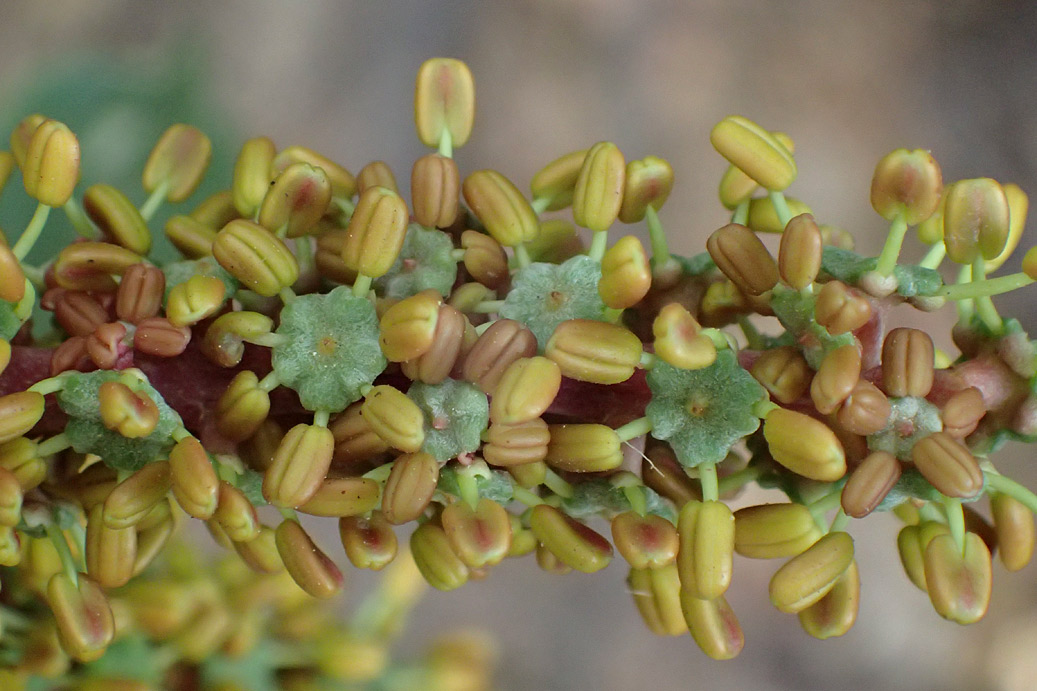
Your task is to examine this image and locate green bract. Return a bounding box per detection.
[821,246,943,297]
[407,379,489,462]
[500,255,606,347]
[867,396,943,461]
[437,463,514,504]
[57,370,184,472]
[645,350,766,468]
[271,285,386,412]
[562,478,674,522]
[769,288,856,368]
[373,224,458,298]
[162,256,239,301]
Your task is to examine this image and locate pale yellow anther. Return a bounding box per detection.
[462,170,539,247]
[769,531,855,614]
[142,124,212,203]
[83,183,152,255]
[572,141,626,232]
[545,423,623,473]
[943,178,1010,264]
[341,186,409,278]
[710,116,796,191]
[530,149,588,211]
[546,319,642,384]
[213,219,299,297]
[166,274,227,327]
[361,385,425,453]
[746,196,813,234]
[763,408,846,482]
[22,118,80,207]
[98,381,159,439]
[232,136,277,217]
[258,162,332,238]
[490,356,561,425]
[652,303,717,371]
[870,148,943,224]
[414,58,476,150]
[599,235,651,309]
[619,156,674,223]
[379,291,441,362]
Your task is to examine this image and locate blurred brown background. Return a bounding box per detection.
[2,1,1036,689]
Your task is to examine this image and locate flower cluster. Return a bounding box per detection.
[1,57,1036,673]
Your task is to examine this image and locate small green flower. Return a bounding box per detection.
[645,350,766,468]
[437,463,514,504]
[500,255,606,347]
[271,285,386,412]
[821,246,942,297]
[562,478,674,522]
[58,370,183,472]
[407,378,488,462]
[162,257,238,301]
[373,223,458,298]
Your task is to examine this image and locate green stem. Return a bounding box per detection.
[450,248,467,262]
[588,230,608,262]
[279,507,299,522]
[313,410,330,428]
[531,197,551,215]
[248,332,289,348]
[511,485,544,507]
[437,128,453,159]
[970,258,1004,334]
[363,462,394,485]
[828,507,849,533]
[352,273,373,298]
[638,351,656,369]
[731,200,750,226]
[953,264,975,322]
[918,242,946,270]
[698,462,719,502]
[333,196,355,218]
[456,470,481,511]
[294,237,314,275]
[27,373,69,396]
[139,180,170,222]
[46,524,78,587]
[543,468,574,499]
[874,210,909,277]
[752,399,779,418]
[941,271,1028,298]
[737,316,765,350]
[12,202,51,261]
[514,243,532,269]
[716,465,763,496]
[19,263,45,289]
[37,433,72,458]
[645,205,671,268]
[941,495,966,555]
[62,198,99,239]
[258,371,281,392]
[614,416,652,443]
[768,190,794,229]
[983,471,1037,515]
[472,299,505,314]
[279,286,297,305]
[917,501,944,524]
[806,489,842,530]
[622,485,648,516]
[603,307,624,323]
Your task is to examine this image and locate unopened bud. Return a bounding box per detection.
[750,346,811,405]
[677,500,735,600]
[763,408,846,482]
[169,437,219,520]
[619,156,673,223]
[362,386,426,454]
[412,153,460,228]
[258,162,332,238]
[47,573,114,662]
[710,115,796,191]
[411,521,469,590]
[442,497,512,569]
[490,356,561,425]
[98,381,159,439]
[598,235,651,309]
[116,263,165,324]
[274,145,356,199]
[483,417,550,467]
[213,219,298,297]
[531,149,587,211]
[462,319,537,394]
[769,531,855,614]
[546,319,642,384]
[165,215,217,258]
[706,223,779,296]
[778,213,822,289]
[652,303,717,370]
[232,136,277,217]
[263,423,334,508]
[0,391,45,445]
[103,461,172,529]
[734,502,824,559]
[923,532,991,624]
[341,186,409,278]
[943,178,1010,265]
[611,511,679,569]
